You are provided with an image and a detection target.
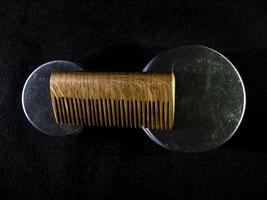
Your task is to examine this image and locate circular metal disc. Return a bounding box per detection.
[22,60,84,136]
[142,45,246,152]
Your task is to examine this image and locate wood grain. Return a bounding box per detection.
[50,72,175,129]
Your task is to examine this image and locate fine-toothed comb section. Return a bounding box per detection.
[50,72,175,129]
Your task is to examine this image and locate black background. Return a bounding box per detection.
[0,0,266,199]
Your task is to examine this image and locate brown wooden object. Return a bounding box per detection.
[50,72,175,129]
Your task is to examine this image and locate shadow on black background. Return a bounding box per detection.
[224,49,267,152]
[79,43,166,72]
[74,44,266,153]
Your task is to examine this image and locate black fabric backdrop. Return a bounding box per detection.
[0,0,266,199]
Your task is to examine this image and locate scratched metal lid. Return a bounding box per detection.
[22,60,84,136]
[142,45,246,152]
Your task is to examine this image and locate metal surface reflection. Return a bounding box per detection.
[22,60,84,136]
[142,45,246,152]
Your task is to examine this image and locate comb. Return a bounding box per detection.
[50,72,175,129]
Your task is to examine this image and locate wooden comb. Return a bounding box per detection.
[50,72,175,129]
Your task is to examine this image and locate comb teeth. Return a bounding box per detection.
[52,97,171,129]
[50,72,175,129]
